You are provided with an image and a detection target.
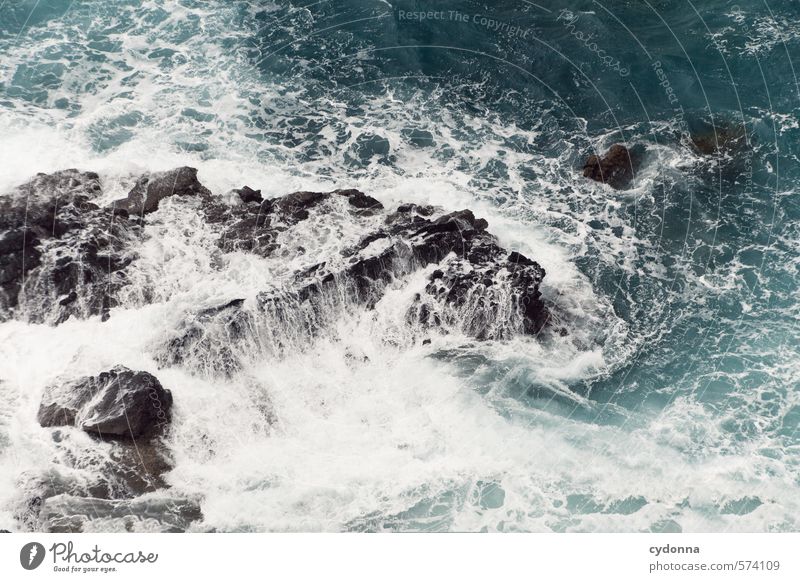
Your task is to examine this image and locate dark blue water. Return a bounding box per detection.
[0,0,797,531]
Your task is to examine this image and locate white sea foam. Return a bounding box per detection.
[0,0,797,533]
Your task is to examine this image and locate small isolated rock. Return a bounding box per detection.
[38,366,172,439]
[583,144,639,189]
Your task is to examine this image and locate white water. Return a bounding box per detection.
[0,172,796,531]
[1,0,798,533]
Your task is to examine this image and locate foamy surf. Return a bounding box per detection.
[0,0,797,533]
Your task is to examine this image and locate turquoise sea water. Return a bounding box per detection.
[0,0,798,531]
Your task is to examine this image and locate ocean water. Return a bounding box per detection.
[0,0,798,532]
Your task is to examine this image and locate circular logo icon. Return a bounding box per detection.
[20,542,46,570]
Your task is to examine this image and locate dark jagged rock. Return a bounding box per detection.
[1,167,222,325]
[336,188,384,215]
[234,185,263,204]
[0,170,137,324]
[111,166,210,216]
[414,249,547,339]
[256,208,499,314]
[6,168,550,379]
[206,188,383,257]
[399,210,547,338]
[162,199,548,375]
[38,366,172,439]
[583,144,640,189]
[274,190,328,221]
[210,199,276,256]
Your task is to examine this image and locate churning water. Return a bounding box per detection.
[0,0,798,532]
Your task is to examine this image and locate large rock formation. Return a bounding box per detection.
[0,166,208,324]
[160,190,548,375]
[5,165,555,533]
[38,366,172,439]
[2,167,549,343]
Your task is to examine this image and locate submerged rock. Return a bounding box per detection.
[38,493,202,533]
[156,298,251,376]
[14,438,174,529]
[17,405,177,531]
[690,123,747,156]
[38,366,172,439]
[106,440,174,494]
[583,144,640,189]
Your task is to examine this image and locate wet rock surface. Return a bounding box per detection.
[163,192,548,375]
[234,185,263,204]
[205,188,383,256]
[2,167,547,340]
[0,170,136,323]
[111,166,211,216]
[0,168,213,324]
[156,298,250,376]
[268,204,547,337]
[20,367,182,533]
[14,438,174,529]
[38,494,202,533]
[38,366,172,439]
